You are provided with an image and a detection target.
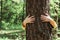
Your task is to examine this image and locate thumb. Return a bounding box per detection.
[45,13,49,16]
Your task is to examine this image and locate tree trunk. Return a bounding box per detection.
[26,0,52,40]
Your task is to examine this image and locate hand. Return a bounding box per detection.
[40,14,52,22]
[23,15,35,24]
[22,15,35,29]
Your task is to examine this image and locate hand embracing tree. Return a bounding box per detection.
[26,0,57,40]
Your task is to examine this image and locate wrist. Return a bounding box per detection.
[23,20,26,25]
[23,19,28,26]
[49,18,53,22]
[22,20,26,29]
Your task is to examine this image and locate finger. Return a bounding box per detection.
[45,13,50,16]
[41,15,46,18]
[31,18,35,19]
[29,21,34,23]
[41,15,47,17]
[41,18,44,20]
[30,16,35,18]
[42,21,46,22]
[31,18,35,21]
[42,20,48,22]
[41,15,46,17]
[30,18,35,22]
[41,17,46,20]
[41,15,44,16]
[27,15,30,18]
[41,15,47,18]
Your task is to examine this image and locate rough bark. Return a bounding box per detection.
[26,0,52,40]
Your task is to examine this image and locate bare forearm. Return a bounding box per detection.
[22,21,26,30]
[49,19,57,29]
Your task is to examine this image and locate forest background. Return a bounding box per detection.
[0,0,60,40]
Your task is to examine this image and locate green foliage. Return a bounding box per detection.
[1,0,60,30]
[50,0,60,18]
[50,0,60,40]
[0,0,60,40]
[1,0,26,30]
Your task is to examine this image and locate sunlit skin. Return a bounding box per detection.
[22,14,57,30]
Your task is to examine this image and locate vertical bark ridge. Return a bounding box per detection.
[26,0,52,40]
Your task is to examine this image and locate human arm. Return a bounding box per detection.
[40,14,57,29]
[22,15,35,30]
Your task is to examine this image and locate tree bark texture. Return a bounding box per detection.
[26,0,52,40]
